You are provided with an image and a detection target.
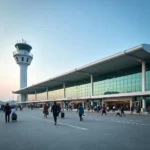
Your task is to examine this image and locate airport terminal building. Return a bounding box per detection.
[13,44,150,112]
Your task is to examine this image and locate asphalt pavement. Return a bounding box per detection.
[0,109,150,150]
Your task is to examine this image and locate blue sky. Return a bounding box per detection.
[1,0,150,100]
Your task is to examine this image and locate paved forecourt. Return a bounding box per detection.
[0,109,150,150]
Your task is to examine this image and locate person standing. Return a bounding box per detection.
[51,102,59,125]
[78,104,84,121]
[4,103,11,123]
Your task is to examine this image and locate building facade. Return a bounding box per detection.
[14,44,150,112]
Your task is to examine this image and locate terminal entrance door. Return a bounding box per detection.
[133,101,141,108]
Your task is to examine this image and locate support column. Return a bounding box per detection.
[91,101,93,106]
[82,101,85,109]
[102,100,104,106]
[63,83,66,98]
[35,91,37,101]
[130,99,133,110]
[142,97,146,111]
[142,62,146,92]
[63,102,65,109]
[91,75,94,96]
[46,88,49,100]
[141,62,146,112]
[21,94,27,102]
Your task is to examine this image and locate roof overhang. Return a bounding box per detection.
[13,44,150,94]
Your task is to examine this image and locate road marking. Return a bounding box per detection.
[128,120,141,122]
[31,116,88,131]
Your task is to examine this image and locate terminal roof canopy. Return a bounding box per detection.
[13,44,150,94]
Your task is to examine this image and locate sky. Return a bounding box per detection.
[1,0,150,100]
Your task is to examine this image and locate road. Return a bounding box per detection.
[0,109,150,150]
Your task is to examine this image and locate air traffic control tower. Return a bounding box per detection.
[13,41,33,102]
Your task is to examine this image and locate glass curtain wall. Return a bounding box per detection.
[37,92,46,101]
[48,87,64,100]
[94,64,150,96]
[28,94,35,101]
[66,79,91,99]
[146,70,150,90]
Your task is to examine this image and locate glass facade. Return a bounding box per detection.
[37,92,46,101]
[94,64,150,96]
[28,94,35,101]
[48,88,64,100]
[66,79,91,98]
[94,67,141,95]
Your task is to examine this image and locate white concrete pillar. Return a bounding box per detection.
[19,64,27,89]
[91,75,94,96]
[82,101,85,108]
[21,94,27,102]
[102,100,104,106]
[63,102,65,109]
[130,99,133,109]
[35,91,37,101]
[141,97,146,112]
[141,62,146,112]
[142,62,146,92]
[63,83,66,98]
[91,101,93,106]
[46,88,49,100]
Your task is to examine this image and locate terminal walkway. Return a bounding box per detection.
[0,109,150,150]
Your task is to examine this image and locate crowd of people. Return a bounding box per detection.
[0,101,146,125]
[86,104,141,116]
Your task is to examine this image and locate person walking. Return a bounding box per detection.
[112,105,116,112]
[131,105,134,114]
[102,104,107,115]
[116,108,121,117]
[121,105,125,117]
[78,104,84,121]
[4,103,11,123]
[51,102,59,125]
[136,105,141,115]
[43,103,49,118]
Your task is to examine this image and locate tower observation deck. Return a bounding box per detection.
[13,40,33,102]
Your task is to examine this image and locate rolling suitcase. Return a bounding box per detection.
[61,112,65,118]
[12,113,17,121]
